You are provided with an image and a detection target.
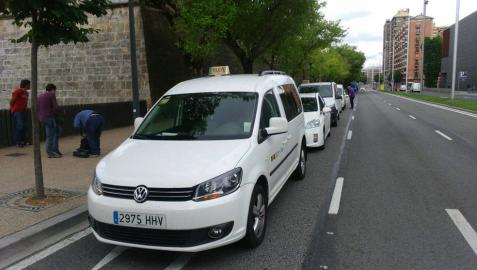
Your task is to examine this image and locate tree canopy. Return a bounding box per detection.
[424,36,442,88]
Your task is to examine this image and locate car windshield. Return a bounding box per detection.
[299,84,333,97]
[134,92,258,140]
[301,97,318,112]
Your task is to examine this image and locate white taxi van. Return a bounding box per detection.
[88,68,306,251]
[300,93,331,148]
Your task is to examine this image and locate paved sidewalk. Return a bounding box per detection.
[0,126,133,237]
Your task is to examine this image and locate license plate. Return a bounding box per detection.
[113,211,166,228]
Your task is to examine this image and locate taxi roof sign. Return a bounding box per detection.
[209,66,230,76]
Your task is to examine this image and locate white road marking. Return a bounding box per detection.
[352,116,355,120]
[446,209,477,256]
[347,130,352,140]
[388,103,392,106]
[435,130,453,141]
[6,228,92,270]
[396,107,401,111]
[164,253,194,270]
[91,246,128,270]
[328,177,344,215]
[384,93,477,119]
[409,115,416,119]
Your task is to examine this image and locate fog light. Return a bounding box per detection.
[208,226,225,239]
[313,134,319,143]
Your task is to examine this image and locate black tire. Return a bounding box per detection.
[319,127,326,150]
[331,119,337,127]
[293,141,307,180]
[243,184,267,248]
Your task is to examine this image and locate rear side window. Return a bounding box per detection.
[278,84,302,121]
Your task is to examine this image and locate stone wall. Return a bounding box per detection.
[0,4,150,110]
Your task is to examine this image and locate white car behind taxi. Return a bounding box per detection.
[300,93,331,148]
[88,68,307,252]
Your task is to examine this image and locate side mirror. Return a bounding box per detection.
[134,117,144,131]
[265,117,288,135]
[323,107,331,113]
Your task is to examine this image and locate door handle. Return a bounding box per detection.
[287,135,292,140]
[281,140,288,144]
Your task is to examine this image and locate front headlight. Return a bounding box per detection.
[306,119,321,129]
[193,168,242,201]
[92,174,103,196]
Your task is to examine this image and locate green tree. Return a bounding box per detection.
[424,36,442,88]
[374,73,383,83]
[175,0,330,73]
[1,0,109,198]
[394,70,403,84]
[335,45,366,85]
[310,48,349,82]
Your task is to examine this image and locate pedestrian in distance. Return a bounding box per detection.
[38,83,62,158]
[348,85,356,110]
[73,110,104,158]
[10,79,30,147]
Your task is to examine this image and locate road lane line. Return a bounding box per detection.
[435,130,453,141]
[446,209,477,256]
[409,115,416,119]
[347,130,352,140]
[6,228,92,270]
[328,177,344,215]
[91,246,128,270]
[388,103,392,106]
[352,116,355,120]
[164,253,194,270]
[396,107,401,111]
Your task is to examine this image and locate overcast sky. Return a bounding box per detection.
[322,0,477,67]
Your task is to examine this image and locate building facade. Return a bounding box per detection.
[440,11,477,90]
[382,9,434,84]
[0,1,150,110]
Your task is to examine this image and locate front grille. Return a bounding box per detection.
[101,184,195,201]
[90,217,233,247]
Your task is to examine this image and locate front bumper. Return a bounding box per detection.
[87,184,254,252]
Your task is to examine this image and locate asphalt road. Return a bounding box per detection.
[8,89,477,270]
[305,89,477,269]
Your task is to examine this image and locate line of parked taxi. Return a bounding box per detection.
[87,67,349,252]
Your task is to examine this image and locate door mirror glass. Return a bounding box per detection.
[134,117,144,131]
[265,117,288,135]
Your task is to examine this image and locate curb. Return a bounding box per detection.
[0,205,89,269]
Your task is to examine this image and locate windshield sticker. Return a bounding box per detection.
[159,96,171,105]
[243,122,251,133]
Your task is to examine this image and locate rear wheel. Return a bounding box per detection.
[243,184,267,248]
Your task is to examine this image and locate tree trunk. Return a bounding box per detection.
[241,57,254,74]
[31,11,45,199]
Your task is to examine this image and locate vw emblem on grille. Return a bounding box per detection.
[133,186,149,203]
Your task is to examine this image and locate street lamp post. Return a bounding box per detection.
[405,15,411,93]
[420,0,429,91]
[451,0,460,99]
[128,0,141,119]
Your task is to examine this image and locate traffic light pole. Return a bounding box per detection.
[451,0,460,100]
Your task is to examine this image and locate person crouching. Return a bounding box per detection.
[73,110,104,158]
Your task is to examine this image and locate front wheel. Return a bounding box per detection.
[293,142,306,180]
[243,184,267,248]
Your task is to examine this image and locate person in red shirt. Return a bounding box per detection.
[10,79,30,147]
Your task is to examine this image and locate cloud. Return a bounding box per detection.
[345,32,382,44]
[333,10,372,22]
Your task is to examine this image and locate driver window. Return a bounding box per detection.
[259,90,281,143]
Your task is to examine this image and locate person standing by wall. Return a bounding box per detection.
[73,110,104,158]
[10,79,30,147]
[38,84,62,158]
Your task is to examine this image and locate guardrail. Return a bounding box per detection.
[0,101,146,147]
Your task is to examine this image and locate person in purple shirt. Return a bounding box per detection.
[74,110,104,157]
[38,83,61,158]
